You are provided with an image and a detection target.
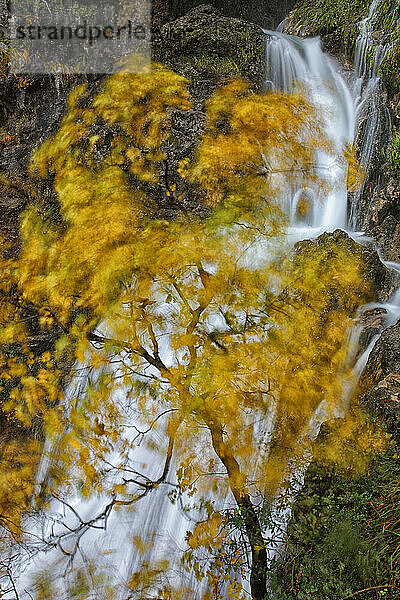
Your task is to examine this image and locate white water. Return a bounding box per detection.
[8,2,400,598]
[265,31,354,237]
[349,0,393,228]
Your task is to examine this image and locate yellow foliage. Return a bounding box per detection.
[32,560,117,600]
[344,142,366,192]
[259,238,371,495]
[20,65,330,324]
[0,438,41,539]
[0,61,376,597]
[187,512,224,551]
[189,79,330,207]
[313,405,388,473]
[22,63,191,322]
[0,230,63,536]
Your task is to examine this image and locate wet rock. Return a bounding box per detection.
[359,321,400,437]
[357,307,388,351]
[282,11,313,37]
[283,11,350,61]
[355,86,391,179]
[363,320,400,379]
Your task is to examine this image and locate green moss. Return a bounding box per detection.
[387,130,400,170]
[183,42,262,80]
[183,54,241,75]
[293,0,368,48]
[292,0,400,96]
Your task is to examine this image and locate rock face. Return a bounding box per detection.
[358,178,400,263]
[0,5,266,225]
[283,11,351,60]
[0,75,85,176]
[360,321,400,438]
[0,74,87,242]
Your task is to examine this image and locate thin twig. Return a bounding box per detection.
[342,584,394,599]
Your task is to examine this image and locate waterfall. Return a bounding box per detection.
[350,0,394,228]
[8,2,400,599]
[265,0,400,370]
[266,0,394,235]
[259,3,400,578]
[265,31,354,236]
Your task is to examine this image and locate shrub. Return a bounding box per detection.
[388,131,400,171]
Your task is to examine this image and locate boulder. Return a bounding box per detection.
[153,5,267,100]
[357,307,388,351]
[293,229,395,303]
[154,0,297,30]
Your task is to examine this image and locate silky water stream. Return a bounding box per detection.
[9,4,400,598]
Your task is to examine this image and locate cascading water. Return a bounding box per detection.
[8,2,400,598]
[350,0,394,228]
[265,31,354,236]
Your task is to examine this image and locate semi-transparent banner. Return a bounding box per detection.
[9,0,151,74]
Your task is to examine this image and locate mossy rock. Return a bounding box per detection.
[153,5,267,95]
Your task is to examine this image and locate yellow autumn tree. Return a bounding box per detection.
[0,223,53,540]
[0,62,373,599]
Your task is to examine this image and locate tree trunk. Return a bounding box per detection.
[207,419,268,600]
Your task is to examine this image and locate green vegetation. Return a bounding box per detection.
[182,53,244,77]
[271,432,400,599]
[292,0,400,96]
[293,0,369,49]
[387,130,400,170]
[161,18,265,85]
[181,41,265,80]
